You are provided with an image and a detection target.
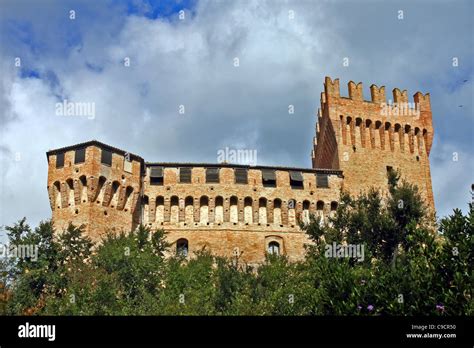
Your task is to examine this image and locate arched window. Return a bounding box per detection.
[244,197,253,224]
[365,119,374,148]
[316,200,325,218]
[302,200,310,224]
[385,122,393,150]
[268,241,280,255]
[200,196,209,224]
[230,196,238,223]
[123,186,134,211]
[176,238,189,257]
[156,196,165,223]
[346,116,353,144]
[394,124,403,150]
[273,199,282,225]
[215,196,224,223]
[53,181,61,209]
[375,120,383,148]
[79,176,88,203]
[422,129,428,152]
[109,181,120,208]
[259,198,267,224]
[170,196,179,223]
[96,176,107,204]
[330,202,338,218]
[66,179,74,207]
[184,196,194,223]
[414,127,422,154]
[142,195,149,223]
[288,199,296,226]
[405,125,413,152]
[340,115,347,144]
[355,117,363,146]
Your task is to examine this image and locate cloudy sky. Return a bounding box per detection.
[0,0,472,239]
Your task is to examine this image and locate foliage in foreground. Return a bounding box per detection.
[0,175,472,315]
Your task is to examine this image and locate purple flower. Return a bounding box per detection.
[436,304,445,312]
[367,305,374,311]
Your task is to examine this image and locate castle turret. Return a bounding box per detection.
[313,77,435,209]
[46,140,144,241]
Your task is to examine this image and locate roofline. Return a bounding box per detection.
[145,162,343,176]
[46,140,144,163]
[45,140,343,176]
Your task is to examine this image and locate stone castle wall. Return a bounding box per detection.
[312,77,434,207]
[46,77,435,264]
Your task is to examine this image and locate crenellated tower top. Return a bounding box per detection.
[313,77,435,208]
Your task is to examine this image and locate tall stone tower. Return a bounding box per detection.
[312,77,435,208]
[46,141,144,240]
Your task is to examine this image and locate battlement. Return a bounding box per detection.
[46,76,435,263]
[46,141,144,239]
[47,139,346,263]
[323,76,431,112]
[314,77,435,209]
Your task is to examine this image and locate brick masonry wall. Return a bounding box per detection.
[313,77,435,209]
[47,144,342,264]
[47,145,142,241]
[143,167,342,263]
[46,77,436,264]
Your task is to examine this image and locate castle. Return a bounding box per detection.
[46,77,434,264]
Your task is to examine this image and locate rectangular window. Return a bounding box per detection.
[101,149,112,166]
[206,168,220,183]
[150,166,164,185]
[235,168,248,184]
[74,148,86,164]
[179,167,192,183]
[290,171,304,189]
[316,174,329,188]
[56,153,64,168]
[262,169,276,187]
